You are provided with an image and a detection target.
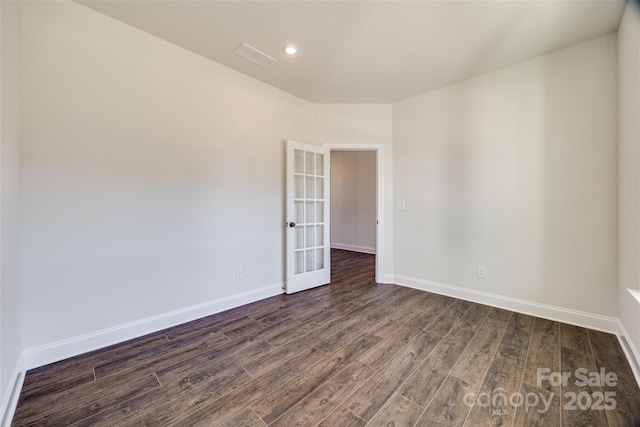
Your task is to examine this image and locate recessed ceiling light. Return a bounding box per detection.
[284,44,298,55]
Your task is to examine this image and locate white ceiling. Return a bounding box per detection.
[78,0,627,103]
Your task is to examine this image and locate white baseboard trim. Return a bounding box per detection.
[331,243,376,255]
[1,355,24,427]
[22,282,284,371]
[393,275,619,334]
[378,273,395,285]
[616,321,640,388]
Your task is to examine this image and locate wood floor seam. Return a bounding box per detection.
[153,372,162,386]
[417,372,453,417]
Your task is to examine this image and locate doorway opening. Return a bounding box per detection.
[325,144,384,283]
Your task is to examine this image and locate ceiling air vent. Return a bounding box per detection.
[233,43,277,68]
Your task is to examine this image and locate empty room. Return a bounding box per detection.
[1,0,640,426]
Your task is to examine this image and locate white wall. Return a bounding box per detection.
[618,1,640,363]
[314,104,392,147]
[0,0,22,421]
[330,151,376,253]
[314,104,393,281]
[393,34,618,320]
[20,1,314,352]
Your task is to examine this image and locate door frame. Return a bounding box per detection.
[324,143,385,284]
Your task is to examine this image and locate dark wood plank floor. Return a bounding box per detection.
[11,250,640,426]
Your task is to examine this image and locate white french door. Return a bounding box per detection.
[285,140,331,294]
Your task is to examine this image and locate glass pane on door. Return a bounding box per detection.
[316,178,324,199]
[316,225,324,246]
[306,201,315,223]
[295,251,304,274]
[315,202,324,222]
[305,152,315,174]
[294,176,304,198]
[294,150,304,174]
[305,226,315,247]
[295,201,304,223]
[295,227,304,250]
[305,250,315,272]
[305,177,315,199]
[316,248,324,269]
[316,154,324,176]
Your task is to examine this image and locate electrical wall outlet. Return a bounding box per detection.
[236,267,244,280]
[477,266,487,279]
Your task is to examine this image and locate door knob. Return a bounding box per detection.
[288,222,296,228]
